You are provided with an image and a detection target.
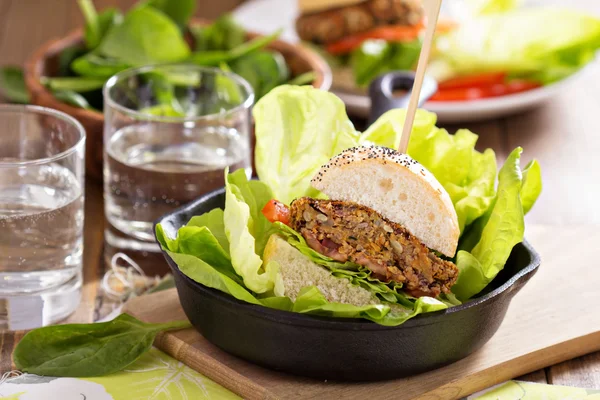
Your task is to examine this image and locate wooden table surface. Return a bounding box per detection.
[1,0,599,394]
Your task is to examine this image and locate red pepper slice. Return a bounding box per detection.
[438,72,508,91]
[429,80,542,102]
[261,199,291,226]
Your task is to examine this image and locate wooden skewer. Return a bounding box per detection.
[398,0,443,154]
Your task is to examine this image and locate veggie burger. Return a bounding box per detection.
[295,0,426,90]
[263,145,459,305]
[296,0,423,48]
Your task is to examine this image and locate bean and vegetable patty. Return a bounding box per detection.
[290,197,458,298]
[296,0,423,44]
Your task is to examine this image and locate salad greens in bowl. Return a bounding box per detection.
[154,85,542,379]
[15,0,330,180]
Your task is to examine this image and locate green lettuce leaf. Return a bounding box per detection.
[155,223,177,252]
[274,222,360,270]
[350,39,421,87]
[156,217,242,285]
[433,8,600,84]
[463,0,519,15]
[471,148,525,280]
[253,85,360,204]
[292,286,447,326]
[520,160,542,214]
[452,148,529,300]
[187,208,229,253]
[224,168,278,294]
[166,250,261,305]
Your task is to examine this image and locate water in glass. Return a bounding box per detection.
[0,163,84,293]
[104,123,250,243]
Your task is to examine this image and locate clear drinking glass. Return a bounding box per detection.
[0,105,85,329]
[103,65,253,260]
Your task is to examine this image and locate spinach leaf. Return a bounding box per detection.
[41,76,106,92]
[71,53,130,78]
[77,0,122,49]
[229,30,281,59]
[189,30,280,67]
[52,90,93,110]
[98,5,190,65]
[0,66,29,103]
[146,0,196,28]
[93,8,124,47]
[287,71,317,86]
[188,50,231,66]
[78,0,100,48]
[229,58,259,94]
[192,15,245,51]
[230,50,289,98]
[57,46,86,77]
[13,313,191,377]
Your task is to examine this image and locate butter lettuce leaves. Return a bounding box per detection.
[463,0,519,16]
[253,85,360,204]
[452,147,536,300]
[223,168,278,293]
[292,286,447,326]
[432,8,600,84]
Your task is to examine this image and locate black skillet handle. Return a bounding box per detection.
[368,71,438,126]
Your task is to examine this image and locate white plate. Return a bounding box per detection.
[338,71,576,123]
[233,0,593,124]
[340,61,594,123]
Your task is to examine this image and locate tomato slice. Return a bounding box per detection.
[325,24,423,55]
[429,80,541,102]
[261,199,291,226]
[438,72,507,91]
[435,18,458,34]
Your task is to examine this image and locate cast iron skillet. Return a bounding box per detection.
[155,72,541,381]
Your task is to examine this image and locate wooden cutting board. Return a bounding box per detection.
[124,225,600,400]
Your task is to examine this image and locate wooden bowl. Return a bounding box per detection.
[24,22,332,182]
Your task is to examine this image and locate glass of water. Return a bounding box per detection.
[103,65,253,267]
[0,105,85,329]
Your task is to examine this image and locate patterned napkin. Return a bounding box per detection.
[1,350,599,400]
[0,348,239,400]
[469,381,600,399]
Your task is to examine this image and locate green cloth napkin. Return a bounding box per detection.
[2,351,599,400]
[0,348,239,400]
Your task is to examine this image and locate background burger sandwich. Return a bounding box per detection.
[295,0,427,91]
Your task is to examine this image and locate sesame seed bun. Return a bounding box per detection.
[311,145,459,257]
